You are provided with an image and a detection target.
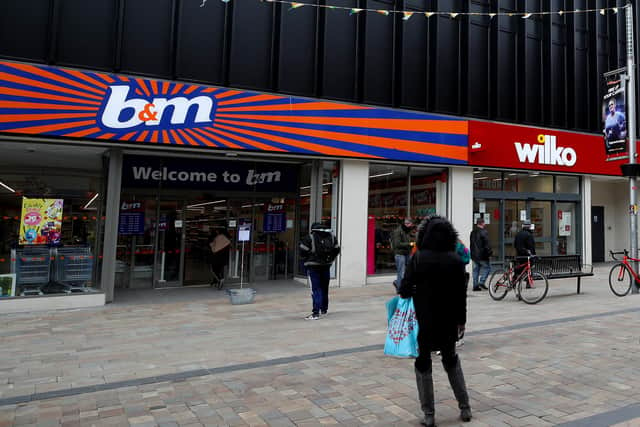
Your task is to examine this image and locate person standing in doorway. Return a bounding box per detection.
[469,218,492,291]
[299,222,340,320]
[391,218,415,291]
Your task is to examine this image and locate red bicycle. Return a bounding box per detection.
[487,255,549,304]
[609,250,640,296]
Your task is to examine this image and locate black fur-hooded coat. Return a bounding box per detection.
[398,218,467,351]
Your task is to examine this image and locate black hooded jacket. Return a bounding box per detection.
[398,218,467,350]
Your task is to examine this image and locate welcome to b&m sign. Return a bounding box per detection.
[0,60,468,164]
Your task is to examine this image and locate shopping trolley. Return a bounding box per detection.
[11,247,51,296]
[51,246,94,293]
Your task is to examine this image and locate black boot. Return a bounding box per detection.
[414,367,436,427]
[445,356,472,422]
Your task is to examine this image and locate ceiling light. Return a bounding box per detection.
[369,172,394,179]
[83,193,99,210]
[186,200,226,209]
[0,181,16,193]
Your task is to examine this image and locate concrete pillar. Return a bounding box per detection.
[337,160,369,287]
[582,176,592,265]
[100,149,123,303]
[448,167,474,249]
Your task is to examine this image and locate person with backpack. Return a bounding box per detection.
[299,222,341,320]
[469,218,492,291]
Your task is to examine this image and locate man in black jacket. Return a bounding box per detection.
[514,221,536,277]
[299,222,340,320]
[470,218,492,291]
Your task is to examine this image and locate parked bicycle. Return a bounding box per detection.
[608,250,640,296]
[486,255,549,304]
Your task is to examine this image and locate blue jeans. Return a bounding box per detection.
[395,254,409,289]
[308,266,330,315]
[472,260,491,289]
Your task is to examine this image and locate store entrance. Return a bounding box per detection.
[116,195,297,290]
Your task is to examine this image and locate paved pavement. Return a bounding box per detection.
[0,264,639,426]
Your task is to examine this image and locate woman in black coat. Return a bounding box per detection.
[398,217,471,427]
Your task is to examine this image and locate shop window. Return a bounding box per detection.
[368,165,409,275]
[474,170,503,191]
[504,173,553,193]
[409,167,441,220]
[367,164,444,276]
[0,143,105,298]
[556,175,580,194]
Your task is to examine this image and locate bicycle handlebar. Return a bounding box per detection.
[610,250,629,261]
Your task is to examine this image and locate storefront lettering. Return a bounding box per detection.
[514,134,577,167]
[101,86,215,129]
[130,166,282,186]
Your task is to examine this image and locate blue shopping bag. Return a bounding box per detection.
[384,296,419,358]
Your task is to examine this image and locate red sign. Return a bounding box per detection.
[468,121,624,176]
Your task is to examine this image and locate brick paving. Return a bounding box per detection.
[0,265,639,426]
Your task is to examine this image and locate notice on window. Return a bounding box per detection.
[559,211,572,236]
[19,198,63,245]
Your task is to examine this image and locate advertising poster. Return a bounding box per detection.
[263,204,286,233]
[118,201,145,235]
[558,211,572,236]
[19,198,63,245]
[238,219,251,242]
[602,73,628,157]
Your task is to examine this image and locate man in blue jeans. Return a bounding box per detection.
[391,218,415,290]
[470,218,492,291]
[299,222,341,320]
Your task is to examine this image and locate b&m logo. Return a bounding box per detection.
[514,134,577,167]
[100,85,216,130]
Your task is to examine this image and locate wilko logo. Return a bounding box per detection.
[514,134,577,167]
[100,86,216,130]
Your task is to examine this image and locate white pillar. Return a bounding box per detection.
[337,160,369,287]
[582,176,592,265]
[101,149,123,303]
[448,167,474,249]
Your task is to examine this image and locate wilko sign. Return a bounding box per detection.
[515,134,577,167]
[468,121,623,176]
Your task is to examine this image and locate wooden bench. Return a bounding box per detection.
[528,255,593,294]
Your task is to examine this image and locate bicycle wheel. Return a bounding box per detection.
[518,271,548,304]
[609,263,632,297]
[487,269,509,301]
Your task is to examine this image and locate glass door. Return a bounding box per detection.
[503,200,528,258]
[154,200,183,287]
[529,201,552,255]
[472,199,501,261]
[182,199,229,286]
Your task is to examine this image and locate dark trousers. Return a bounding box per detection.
[308,266,330,315]
[415,341,458,373]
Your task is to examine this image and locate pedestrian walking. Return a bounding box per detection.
[470,218,492,291]
[398,217,472,426]
[391,218,415,290]
[209,229,231,289]
[299,222,340,320]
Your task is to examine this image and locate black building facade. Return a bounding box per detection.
[1,0,637,134]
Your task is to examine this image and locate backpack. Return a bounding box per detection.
[312,232,338,264]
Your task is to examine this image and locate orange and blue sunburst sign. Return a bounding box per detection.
[0,61,468,164]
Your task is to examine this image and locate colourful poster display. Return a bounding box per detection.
[19,198,63,245]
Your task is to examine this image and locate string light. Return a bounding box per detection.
[227,0,629,19]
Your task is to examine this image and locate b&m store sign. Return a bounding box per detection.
[0,61,468,164]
